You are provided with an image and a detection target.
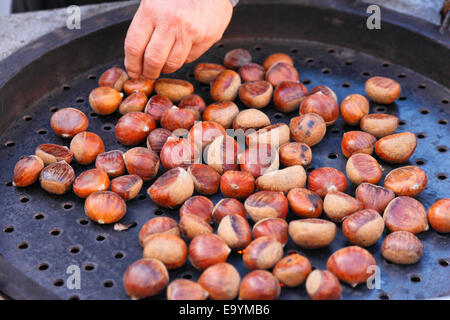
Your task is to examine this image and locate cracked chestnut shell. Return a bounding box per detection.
[50,107,89,139]
[384,165,427,196]
[428,199,450,233]
[287,188,323,218]
[85,191,126,224]
[39,161,75,195]
[381,231,423,264]
[300,92,339,126]
[375,132,417,163]
[289,113,326,147]
[383,196,428,234]
[95,150,125,178]
[35,144,73,165]
[73,168,110,198]
[273,253,311,287]
[13,155,45,187]
[239,270,280,300]
[111,174,143,201]
[115,112,156,146]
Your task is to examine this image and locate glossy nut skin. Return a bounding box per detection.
[246,123,290,148]
[73,168,110,198]
[310,85,338,102]
[194,63,226,84]
[13,155,45,187]
[355,183,395,214]
[189,234,231,270]
[160,137,200,170]
[342,209,384,247]
[300,92,339,126]
[239,80,273,109]
[243,236,283,270]
[239,143,279,178]
[154,78,194,102]
[346,153,383,185]
[287,188,323,218]
[119,92,147,114]
[263,53,294,70]
[89,87,123,115]
[365,76,401,104]
[203,101,239,129]
[143,234,187,269]
[306,270,342,300]
[256,165,306,194]
[239,270,280,300]
[252,218,288,245]
[375,132,417,163]
[212,198,246,223]
[381,231,423,264]
[148,167,194,208]
[50,107,89,138]
[289,113,327,146]
[205,135,241,174]
[428,199,450,233]
[217,214,252,250]
[95,150,125,178]
[327,246,376,286]
[384,166,427,196]
[360,113,399,138]
[179,213,213,240]
[274,81,308,113]
[39,161,75,195]
[70,132,105,165]
[180,196,213,223]
[265,62,299,87]
[115,112,156,146]
[198,263,241,300]
[273,253,311,287]
[383,196,428,234]
[160,107,195,131]
[232,108,271,132]
[144,95,173,123]
[84,191,126,224]
[111,175,143,201]
[307,167,348,198]
[187,164,220,195]
[147,128,173,153]
[279,142,312,167]
[224,48,252,69]
[245,191,289,222]
[98,67,128,91]
[35,144,73,165]
[239,63,265,82]
[340,94,369,125]
[139,217,180,246]
[210,70,242,102]
[220,170,255,199]
[124,147,160,181]
[123,77,154,96]
[123,258,169,299]
[289,219,336,249]
[188,121,226,149]
[167,279,208,300]
[341,131,377,158]
[324,191,363,222]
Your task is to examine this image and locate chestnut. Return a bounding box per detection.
[263,53,294,70]
[39,161,75,195]
[98,67,128,91]
[243,236,283,270]
[244,191,288,222]
[346,153,383,185]
[289,113,327,147]
[124,77,154,96]
[212,198,246,223]
[384,165,427,196]
[340,94,369,125]
[154,78,194,103]
[89,87,123,115]
[289,218,336,249]
[355,183,395,214]
[189,233,230,270]
[310,85,338,102]
[239,143,279,178]
[255,165,306,193]
[139,217,180,246]
[252,218,288,245]
[239,63,265,82]
[144,95,173,123]
[287,188,323,218]
[428,199,450,233]
[160,107,195,131]
[342,209,384,247]
[381,231,423,264]
[115,112,156,146]
[341,131,377,158]
[232,109,271,132]
[188,121,226,149]
[307,167,348,198]
[323,191,363,222]
[246,123,290,148]
[239,80,273,109]
[94,150,125,178]
[305,270,342,300]
[210,70,242,102]
[187,164,220,195]
[239,270,280,300]
[273,81,308,113]
[179,213,213,240]
[70,131,105,165]
[279,142,312,167]
[180,196,213,223]
[124,147,160,181]
[111,174,143,201]
[50,107,89,138]
[119,92,148,114]
[84,191,126,224]
[273,253,311,287]
[178,94,206,114]
[265,62,299,87]
[203,101,239,129]
[217,214,252,250]
[300,92,339,126]
[160,137,200,170]
[143,233,187,269]
[167,279,208,300]
[13,155,45,187]
[220,170,255,199]
[224,48,252,69]
[383,196,428,234]
[365,76,401,104]
[35,144,73,165]
[360,113,399,138]
[327,246,376,287]
[73,168,110,198]
[194,63,226,84]
[148,167,194,208]
[147,128,173,153]
[206,134,242,174]
[198,262,241,300]
[375,132,417,163]
[123,258,169,299]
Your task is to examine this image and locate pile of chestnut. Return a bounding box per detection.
[12,48,449,301]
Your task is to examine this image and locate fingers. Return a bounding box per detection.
[162,38,192,74]
[186,42,214,63]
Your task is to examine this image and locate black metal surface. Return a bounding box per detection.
[0,0,449,300]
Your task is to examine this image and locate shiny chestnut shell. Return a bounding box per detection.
[84,191,126,224]
[187,164,220,195]
[119,92,148,114]
[265,62,299,87]
[111,174,143,201]
[342,209,385,247]
[178,94,206,114]
[340,94,369,125]
[35,144,73,165]
[194,63,226,84]
[310,85,338,102]
[365,76,401,104]
[306,270,342,300]
[147,128,173,153]
[98,67,128,91]
[224,48,252,69]
[239,143,279,178]
[115,112,156,146]
[263,53,294,70]
[198,263,241,300]
[239,63,265,82]
[289,113,327,147]
[287,188,323,218]
[279,142,312,167]
[189,233,230,270]
[13,155,45,187]
[273,253,312,287]
[239,270,280,300]
[375,132,417,163]
[220,170,255,199]
[160,137,200,170]
[252,218,289,245]
[205,135,242,174]
[307,167,347,197]
[273,81,309,113]
[124,147,160,181]
[39,161,75,195]
[124,77,154,96]
[341,131,377,158]
[179,196,214,223]
[188,121,226,149]
[346,153,383,185]
[160,107,195,131]
[210,70,242,102]
[428,199,450,233]
[88,87,123,115]
[384,166,427,196]
[244,191,289,222]
[139,217,180,246]
[143,233,187,269]
[246,123,290,148]
[383,196,428,234]
[242,236,284,270]
[50,107,89,139]
[217,214,252,250]
[323,191,364,222]
[70,131,105,165]
[203,101,239,129]
[355,183,395,214]
[300,92,339,126]
[360,113,399,138]
[238,80,273,109]
[73,168,110,198]
[232,108,271,132]
[167,279,208,300]
[381,231,423,264]
[95,150,125,178]
[211,198,246,223]
[144,95,173,122]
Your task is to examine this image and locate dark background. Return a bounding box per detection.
[12,0,130,13]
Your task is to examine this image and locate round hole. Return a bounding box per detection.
[398,120,406,125]
[20,196,30,203]
[274,113,283,119]
[254,45,262,51]
[415,159,425,166]
[399,96,407,101]
[305,58,314,63]
[38,263,49,271]
[182,273,192,280]
[84,264,95,271]
[69,295,80,300]
[50,107,58,113]
[50,229,61,236]
[328,48,335,53]
[54,279,64,287]
[416,133,426,139]
[321,68,331,74]
[410,275,421,283]
[216,43,224,48]
[331,128,340,134]
[18,242,28,250]
[34,213,45,220]
[37,129,47,135]
[103,280,114,288]
[90,112,98,117]
[382,62,390,67]
[344,61,352,66]
[420,109,429,114]
[5,181,13,187]
[154,209,164,216]
[438,259,449,267]
[438,119,448,125]
[437,146,448,153]
[362,71,371,76]
[375,106,386,113]
[202,86,210,92]
[63,203,73,210]
[378,293,390,300]
[114,252,125,259]
[302,79,311,85]
[70,246,81,254]
[96,235,106,242]
[23,115,32,121]
[5,141,15,147]
[341,82,351,88]
[418,84,426,89]
[62,85,71,91]
[398,73,406,78]
[290,48,298,53]
[88,74,97,80]
[76,97,85,103]
[437,174,447,180]
[328,153,338,159]
[103,125,112,131]
[137,194,146,201]
[77,219,89,226]
[3,226,14,233]
[442,99,449,104]
[187,73,195,79]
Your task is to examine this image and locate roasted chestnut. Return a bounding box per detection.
[239,63,265,82]
[289,113,327,147]
[139,216,180,246]
[124,147,160,181]
[194,63,226,84]
[244,191,288,222]
[187,164,220,195]
[144,95,173,123]
[178,94,206,114]
[289,218,336,249]
[124,77,154,96]
[203,101,239,129]
[263,53,294,70]
[210,70,242,102]
[300,92,339,126]
[160,137,200,170]
[307,167,347,198]
[287,188,323,218]
[147,128,173,153]
[239,143,279,178]
[310,85,338,102]
[346,153,383,185]
[167,279,208,300]
[342,209,384,247]
[273,253,311,287]
[224,48,252,69]
[355,183,395,214]
[265,62,299,87]
[111,174,143,201]
[39,161,75,195]
[239,80,273,109]
[305,270,342,300]
[179,196,213,223]
[115,112,156,146]
[273,81,308,113]
[217,214,252,250]
[189,233,230,270]
[198,262,241,300]
[279,142,312,167]
[50,107,89,138]
[143,233,187,269]
[94,150,125,178]
[73,168,110,198]
[119,92,148,114]
[252,218,288,245]
[365,76,401,104]
[383,196,428,234]
[188,121,226,149]
[381,231,423,264]
[239,270,280,300]
[340,94,369,125]
[84,191,126,224]
[255,165,306,193]
[232,109,271,132]
[220,170,255,199]
[13,155,45,187]
[98,67,128,91]
[160,107,195,131]
[154,78,194,103]
[89,87,123,115]
[70,131,105,165]
[243,236,283,270]
[375,132,417,163]
[212,198,246,223]
[205,135,241,174]
[428,199,450,233]
[384,165,427,196]
[246,123,290,148]
[35,144,73,166]
[341,131,377,158]
[360,113,398,138]
[323,191,363,222]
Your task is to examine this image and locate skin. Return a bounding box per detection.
[124,0,233,79]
